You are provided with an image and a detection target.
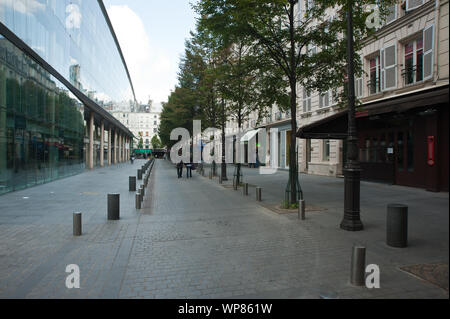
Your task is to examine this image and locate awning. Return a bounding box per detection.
[297,84,449,140]
[240,129,260,142]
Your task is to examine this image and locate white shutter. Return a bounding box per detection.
[303,89,307,112]
[355,77,363,98]
[423,24,434,80]
[382,44,397,91]
[406,0,424,11]
[297,0,303,23]
[385,5,397,25]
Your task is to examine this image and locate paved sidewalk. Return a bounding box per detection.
[0,159,448,299]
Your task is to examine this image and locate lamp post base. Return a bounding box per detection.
[340,167,364,231]
[221,163,228,181]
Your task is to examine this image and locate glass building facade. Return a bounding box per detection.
[0,0,136,194]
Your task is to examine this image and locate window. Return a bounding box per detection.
[154,121,157,125]
[384,4,397,25]
[406,0,424,11]
[303,89,311,112]
[368,56,381,94]
[319,91,330,108]
[153,128,157,133]
[323,140,330,162]
[403,37,423,85]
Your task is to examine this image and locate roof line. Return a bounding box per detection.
[97,0,138,105]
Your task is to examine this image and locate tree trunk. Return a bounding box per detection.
[289,81,297,204]
[288,2,297,205]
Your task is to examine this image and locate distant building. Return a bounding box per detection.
[113,110,161,150]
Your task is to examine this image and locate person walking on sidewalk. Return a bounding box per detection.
[185,162,193,179]
[177,160,183,178]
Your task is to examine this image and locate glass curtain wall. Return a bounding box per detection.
[0,0,136,112]
[0,35,85,195]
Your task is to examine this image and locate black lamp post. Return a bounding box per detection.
[340,1,363,231]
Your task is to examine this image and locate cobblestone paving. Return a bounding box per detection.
[0,159,448,299]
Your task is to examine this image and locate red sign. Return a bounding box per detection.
[427,136,435,166]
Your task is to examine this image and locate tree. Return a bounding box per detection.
[195,0,394,204]
[151,135,162,149]
[137,137,143,149]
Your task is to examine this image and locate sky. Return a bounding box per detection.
[104,0,198,111]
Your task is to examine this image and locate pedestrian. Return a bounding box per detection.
[185,162,192,178]
[177,160,183,178]
[130,154,135,164]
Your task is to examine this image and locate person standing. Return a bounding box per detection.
[185,162,192,178]
[177,160,183,178]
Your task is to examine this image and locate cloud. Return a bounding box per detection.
[65,4,82,29]
[0,0,45,16]
[107,5,177,106]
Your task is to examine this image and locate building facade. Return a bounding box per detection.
[297,0,449,191]
[222,0,448,192]
[113,109,161,149]
[0,0,136,195]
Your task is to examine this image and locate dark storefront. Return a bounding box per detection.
[297,85,449,192]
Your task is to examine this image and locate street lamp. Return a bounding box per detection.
[340,1,364,231]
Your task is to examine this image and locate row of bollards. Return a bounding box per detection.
[73,158,157,237]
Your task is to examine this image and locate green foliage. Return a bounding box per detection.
[151,135,162,149]
[281,200,299,209]
[195,0,395,203]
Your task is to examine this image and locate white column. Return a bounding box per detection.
[100,120,104,167]
[108,126,112,166]
[114,129,118,164]
[88,112,94,170]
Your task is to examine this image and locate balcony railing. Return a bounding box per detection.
[367,78,381,95]
[401,65,423,86]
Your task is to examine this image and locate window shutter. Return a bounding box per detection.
[303,89,307,112]
[423,24,434,80]
[297,0,303,23]
[355,77,363,98]
[382,44,397,91]
[385,5,397,25]
[406,0,424,11]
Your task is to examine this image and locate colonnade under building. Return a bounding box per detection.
[85,111,134,170]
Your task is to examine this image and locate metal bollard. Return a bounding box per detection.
[387,204,408,248]
[350,245,366,286]
[140,185,145,197]
[243,183,248,196]
[298,199,305,220]
[73,212,82,236]
[107,193,120,220]
[256,187,262,201]
[137,169,142,180]
[136,192,141,209]
[129,176,136,192]
[219,174,222,184]
[209,170,213,179]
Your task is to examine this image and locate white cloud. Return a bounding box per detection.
[65,4,82,29]
[0,0,45,16]
[107,5,177,106]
